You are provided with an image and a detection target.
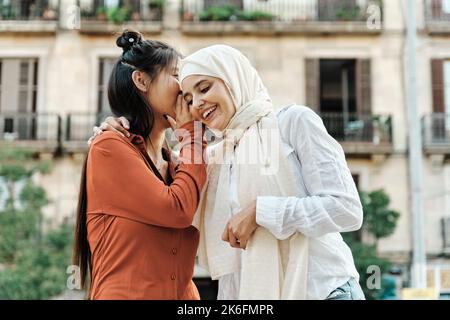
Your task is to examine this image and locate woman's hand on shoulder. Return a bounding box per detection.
[87,116,131,146]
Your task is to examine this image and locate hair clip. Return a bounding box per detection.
[129,38,135,43]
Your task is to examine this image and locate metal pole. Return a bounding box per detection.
[405,0,426,289]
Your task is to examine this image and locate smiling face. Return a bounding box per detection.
[181,75,236,131]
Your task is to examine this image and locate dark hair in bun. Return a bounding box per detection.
[107,29,180,140]
[116,30,143,53]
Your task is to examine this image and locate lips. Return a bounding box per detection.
[202,105,217,121]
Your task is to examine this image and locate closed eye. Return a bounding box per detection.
[200,86,209,94]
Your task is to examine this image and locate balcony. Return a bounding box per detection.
[79,0,163,35]
[0,113,62,153]
[180,0,383,36]
[0,0,59,34]
[424,0,450,35]
[422,113,450,156]
[320,113,393,156]
[64,112,111,153]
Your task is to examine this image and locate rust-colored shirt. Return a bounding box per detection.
[86,122,206,300]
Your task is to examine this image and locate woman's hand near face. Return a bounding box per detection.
[87,116,130,146]
[165,93,195,130]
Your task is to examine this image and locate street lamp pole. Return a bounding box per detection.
[405,0,426,289]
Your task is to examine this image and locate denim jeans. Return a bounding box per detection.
[325,278,366,300]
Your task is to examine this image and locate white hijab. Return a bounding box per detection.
[180,45,309,299]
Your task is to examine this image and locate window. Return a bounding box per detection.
[0,58,38,140]
[306,58,372,142]
[320,59,357,114]
[98,58,116,115]
[444,61,450,119]
[443,0,450,14]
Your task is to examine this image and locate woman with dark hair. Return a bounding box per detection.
[93,45,364,300]
[73,30,207,300]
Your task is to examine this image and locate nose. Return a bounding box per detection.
[192,95,205,110]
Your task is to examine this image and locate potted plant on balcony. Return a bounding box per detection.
[131,10,141,21]
[372,115,391,144]
[335,3,360,21]
[183,10,194,22]
[0,3,16,20]
[42,7,57,20]
[149,0,165,20]
[199,5,238,22]
[107,7,131,25]
[95,6,108,21]
[238,10,275,22]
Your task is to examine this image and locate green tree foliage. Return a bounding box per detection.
[343,189,400,300]
[359,190,400,242]
[0,147,73,299]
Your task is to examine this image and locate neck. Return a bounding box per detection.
[146,119,166,159]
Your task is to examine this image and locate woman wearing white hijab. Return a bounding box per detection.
[179,45,364,300]
[92,44,365,300]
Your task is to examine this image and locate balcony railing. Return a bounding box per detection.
[0,113,62,152]
[0,0,59,33]
[320,112,393,154]
[422,113,450,153]
[180,0,383,35]
[79,0,163,34]
[65,112,111,152]
[424,0,450,34]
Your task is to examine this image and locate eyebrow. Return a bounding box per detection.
[183,79,208,100]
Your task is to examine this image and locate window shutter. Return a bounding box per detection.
[0,59,37,139]
[431,0,443,19]
[356,59,372,115]
[1,59,21,114]
[432,59,445,113]
[305,58,320,112]
[98,58,115,114]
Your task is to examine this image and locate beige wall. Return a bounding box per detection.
[1,0,450,266]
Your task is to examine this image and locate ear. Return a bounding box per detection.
[131,70,149,92]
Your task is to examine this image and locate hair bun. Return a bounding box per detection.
[116,30,143,53]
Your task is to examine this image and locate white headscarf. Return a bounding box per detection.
[180,45,309,299]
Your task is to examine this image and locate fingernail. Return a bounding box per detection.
[127,132,131,137]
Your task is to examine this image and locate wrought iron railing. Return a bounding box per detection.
[65,112,112,142]
[422,113,450,146]
[0,0,59,20]
[79,0,164,22]
[320,112,392,144]
[0,112,61,142]
[181,0,382,23]
[424,0,450,23]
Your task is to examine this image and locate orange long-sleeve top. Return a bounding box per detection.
[86,121,207,300]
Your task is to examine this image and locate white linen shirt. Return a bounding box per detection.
[217,105,363,300]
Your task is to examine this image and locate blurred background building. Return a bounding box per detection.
[0,0,450,299]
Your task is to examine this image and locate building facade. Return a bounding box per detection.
[0,0,449,297]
